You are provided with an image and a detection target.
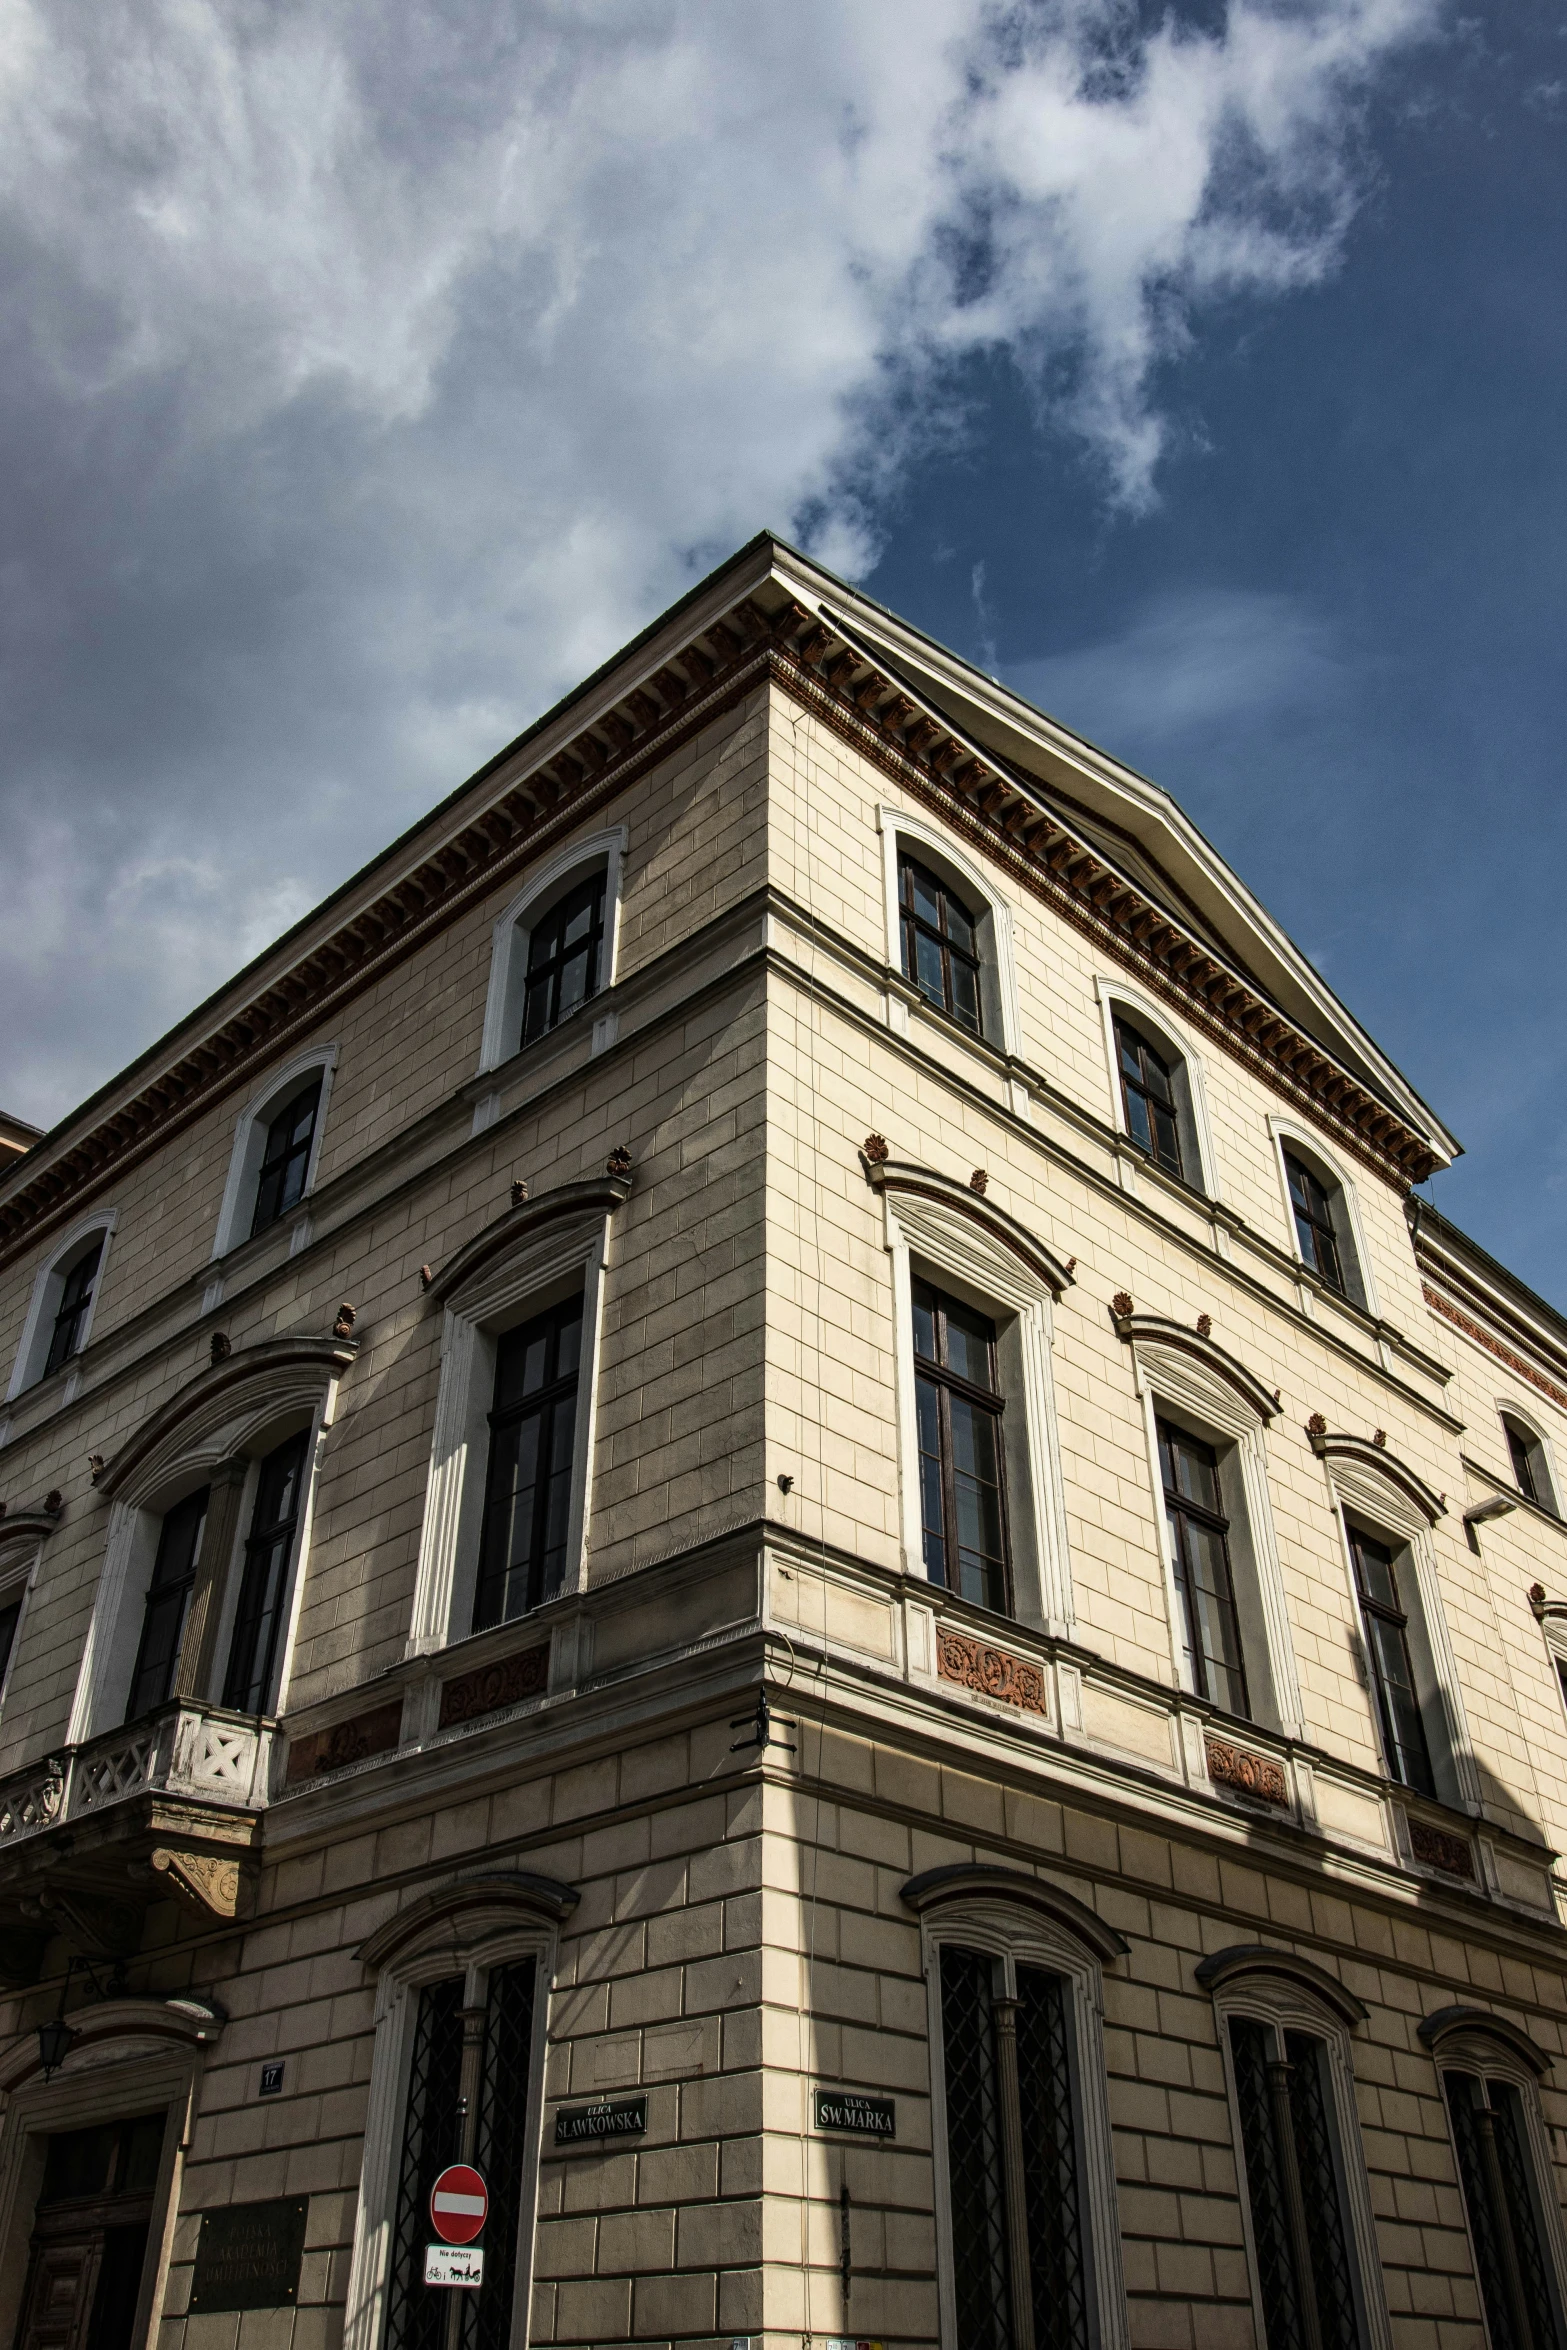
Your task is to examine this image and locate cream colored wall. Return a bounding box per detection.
[761,691,1562,1845]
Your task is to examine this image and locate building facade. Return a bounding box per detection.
[0,535,1566,2350]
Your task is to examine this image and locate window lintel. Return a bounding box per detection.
[1195,1943,1367,2028]
[94,1332,357,1503]
[426,1169,633,1310]
[356,1870,580,1972]
[1309,1429,1445,1525]
[1114,1313,1279,1424]
[1417,2004,1552,2078]
[862,1155,1074,1298]
[900,1862,1129,1961]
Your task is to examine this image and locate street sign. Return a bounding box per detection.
[814,2088,896,2138]
[429,2164,488,2244]
[425,2245,483,2289]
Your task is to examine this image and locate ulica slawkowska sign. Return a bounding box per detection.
[425,2163,487,2290]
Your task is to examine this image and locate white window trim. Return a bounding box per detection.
[920,1895,1129,2350]
[478,825,628,1076]
[1095,976,1220,1200]
[876,804,1022,1058]
[879,1182,1074,1638]
[5,1209,117,1401]
[1268,1116,1379,1315]
[211,1043,339,1261]
[1319,1451,1481,1810]
[407,1209,613,1657]
[1497,1397,1562,1513]
[1210,1972,1393,2350]
[69,1363,344,1741]
[343,1903,558,2350]
[1126,1334,1303,1737]
[1431,2023,1567,2350]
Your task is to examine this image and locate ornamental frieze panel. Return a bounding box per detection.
[438,1643,551,1731]
[1407,1818,1476,1880]
[284,1699,404,1785]
[936,1628,1046,1716]
[1205,1738,1289,1806]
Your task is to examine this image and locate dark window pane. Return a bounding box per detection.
[912,1286,937,1364]
[1492,2081,1567,2350]
[897,854,985,1037]
[473,1296,583,1629]
[1446,2074,1527,2350]
[916,1283,1010,1614]
[940,1947,1012,2350]
[0,1595,21,1693]
[950,1394,1008,1612]
[950,954,981,1034]
[1114,1019,1185,1180]
[1286,1154,1345,1292]
[385,1976,464,2350]
[223,1432,308,1712]
[943,1296,996,1391]
[1159,1419,1248,1717]
[1350,1532,1398,1614]
[44,1238,103,1378]
[127,1484,209,1720]
[1351,1530,1436,1795]
[917,1374,947,1585]
[1508,1425,1543,1507]
[517,872,606,1050]
[1016,1966,1090,2350]
[251,1079,321,1238]
[915,930,947,1005]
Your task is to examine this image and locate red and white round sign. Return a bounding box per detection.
[430,2165,488,2245]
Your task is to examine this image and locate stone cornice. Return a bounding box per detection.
[2,589,1441,1271]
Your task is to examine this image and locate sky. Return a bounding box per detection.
[0,0,1563,1301]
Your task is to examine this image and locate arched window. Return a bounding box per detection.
[1420,2009,1567,2350]
[1096,982,1216,1196]
[5,1213,117,1399]
[902,1865,1130,2350]
[1502,1410,1558,1514]
[1270,1124,1374,1312]
[478,828,627,1075]
[342,1872,576,2350]
[211,1046,337,1260]
[899,854,983,1034]
[1198,1946,1389,2350]
[865,1152,1076,1638]
[1116,1311,1303,1738]
[876,808,1022,1060]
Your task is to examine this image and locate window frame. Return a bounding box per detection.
[873,1164,1074,1639]
[1206,1963,1390,2350]
[913,1276,1012,1615]
[342,1887,566,2350]
[1426,2018,1567,2350]
[1123,1325,1303,1739]
[5,1212,118,1401]
[1157,1414,1251,1720]
[472,1294,586,1631]
[876,806,1022,1062]
[1501,1407,1559,1516]
[124,1482,210,1723]
[916,1892,1130,2350]
[1268,1122,1376,1315]
[1346,1521,1437,1799]
[899,853,986,1037]
[0,1531,45,1728]
[211,1045,338,1261]
[477,826,628,1077]
[1095,980,1217,1199]
[407,1187,621,1659]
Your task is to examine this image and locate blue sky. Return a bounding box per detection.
[0,0,1563,1301]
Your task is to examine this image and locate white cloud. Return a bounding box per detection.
[0,0,1434,1125]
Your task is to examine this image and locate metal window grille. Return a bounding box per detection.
[940,1947,1013,2350]
[1015,1965,1090,2350]
[384,1959,539,2350]
[1230,2018,1363,2350]
[1445,2071,1566,2350]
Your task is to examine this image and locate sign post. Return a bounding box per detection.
[427,2163,487,2292]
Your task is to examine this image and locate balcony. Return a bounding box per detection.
[0,1702,272,1975]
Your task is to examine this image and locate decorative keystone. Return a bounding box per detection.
[1111,1292,1134,1319]
[332,1302,357,1339]
[209,1331,232,1364]
[1306,1413,1328,1436]
[1064,1257,1076,1276]
[970,1169,989,1195]
[606,1145,634,1180]
[511,1178,529,1204]
[88,1453,106,1482]
[42,1491,62,1518]
[1195,1314,1212,1338]
[1272,1389,1282,1408]
[1372,1428,1387,1448]
[418,1264,434,1291]
[1530,1583,1548,1621]
[863,1133,890,1164]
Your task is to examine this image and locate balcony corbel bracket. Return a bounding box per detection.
[147,1846,251,1923]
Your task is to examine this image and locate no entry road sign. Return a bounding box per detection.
[429,2165,488,2245]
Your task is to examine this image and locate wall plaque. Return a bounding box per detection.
[189,2198,309,2313]
[554,2095,647,2145]
[814,2089,896,2138]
